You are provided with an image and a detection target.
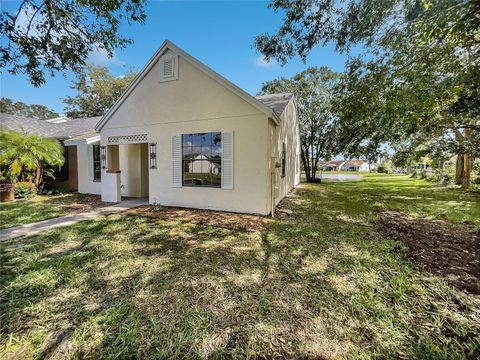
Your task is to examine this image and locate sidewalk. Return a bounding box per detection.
[0,198,148,242]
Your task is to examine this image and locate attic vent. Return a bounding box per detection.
[159,55,178,82]
[163,58,174,77]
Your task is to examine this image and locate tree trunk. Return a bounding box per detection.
[34,164,43,190]
[301,151,312,182]
[455,154,464,184]
[462,128,472,189]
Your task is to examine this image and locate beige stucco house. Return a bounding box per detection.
[1,40,300,215]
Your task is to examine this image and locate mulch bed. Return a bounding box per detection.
[125,206,268,232]
[377,211,480,295]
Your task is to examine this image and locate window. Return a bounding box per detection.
[93,144,101,181]
[182,132,221,187]
[281,142,286,178]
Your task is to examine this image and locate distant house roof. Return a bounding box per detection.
[322,160,346,167]
[255,93,294,117]
[0,113,101,142]
[343,160,366,167]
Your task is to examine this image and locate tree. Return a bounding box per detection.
[254,0,478,63]
[258,67,340,182]
[1,0,146,86]
[0,97,59,119]
[0,130,64,189]
[63,65,137,118]
[257,0,479,187]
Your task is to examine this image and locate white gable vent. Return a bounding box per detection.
[163,58,173,77]
[159,55,178,82]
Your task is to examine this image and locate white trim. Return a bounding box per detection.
[172,134,182,188]
[107,134,148,144]
[64,135,100,146]
[95,40,280,132]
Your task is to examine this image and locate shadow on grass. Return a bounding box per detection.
[1,179,479,359]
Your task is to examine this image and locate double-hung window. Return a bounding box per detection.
[182,132,222,187]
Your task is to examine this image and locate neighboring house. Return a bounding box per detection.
[321,160,345,171]
[0,40,301,215]
[0,113,101,192]
[340,160,372,172]
[320,160,373,172]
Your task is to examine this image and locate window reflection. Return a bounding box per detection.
[182,132,221,187]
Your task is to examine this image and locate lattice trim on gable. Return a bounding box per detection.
[107,134,148,144]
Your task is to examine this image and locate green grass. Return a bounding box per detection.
[326,174,480,228]
[0,193,104,229]
[1,175,479,359]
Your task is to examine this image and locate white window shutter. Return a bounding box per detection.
[221,131,234,189]
[87,144,93,181]
[172,135,182,187]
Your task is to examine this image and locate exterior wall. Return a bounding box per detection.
[359,163,371,172]
[268,99,301,208]
[54,146,78,191]
[66,146,78,191]
[76,142,101,195]
[100,54,270,214]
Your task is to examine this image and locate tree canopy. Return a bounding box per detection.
[63,65,137,118]
[1,0,146,86]
[256,0,479,187]
[0,97,59,120]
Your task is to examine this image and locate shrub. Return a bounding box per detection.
[14,182,37,198]
[377,166,387,174]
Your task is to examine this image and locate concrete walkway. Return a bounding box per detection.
[0,198,148,242]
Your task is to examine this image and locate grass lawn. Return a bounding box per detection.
[0,193,106,229]
[1,175,479,358]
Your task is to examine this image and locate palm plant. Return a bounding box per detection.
[0,131,64,189]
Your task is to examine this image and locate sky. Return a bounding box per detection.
[1,0,351,114]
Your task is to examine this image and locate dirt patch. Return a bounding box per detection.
[126,206,268,232]
[55,194,106,213]
[377,211,480,294]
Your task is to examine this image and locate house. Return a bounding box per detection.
[320,159,372,172]
[1,40,301,215]
[340,160,372,172]
[321,160,345,171]
[0,113,101,192]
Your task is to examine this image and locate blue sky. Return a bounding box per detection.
[1,0,350,114]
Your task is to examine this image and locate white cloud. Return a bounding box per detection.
[254,55,277,69]
[87,46,123,67]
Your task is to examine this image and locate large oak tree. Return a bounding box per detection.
[1,0,146,86]
[256,0,479,187]
[258,67,341,182]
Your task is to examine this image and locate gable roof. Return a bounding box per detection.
[0,113,100,141]
[255,93,294,117]
[342,160,366,167]
[95,40,281,132]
